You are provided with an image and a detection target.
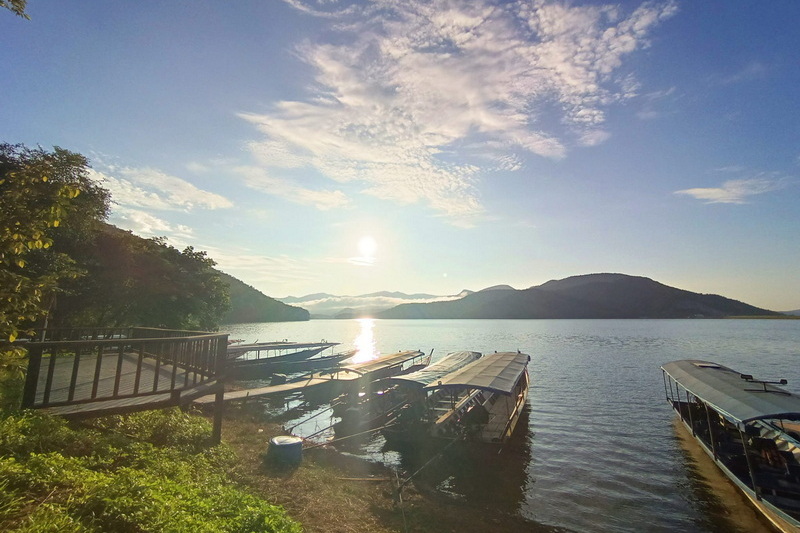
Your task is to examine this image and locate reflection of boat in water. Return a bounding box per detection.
[662,360,800,532]
[226,341,340,379]
[384,351,530,448]
[396,405,532,510]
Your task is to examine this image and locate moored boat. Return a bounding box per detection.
[226,340,338,360]
[332,350,481,437]
[384,351,530,448]
[662,360,800,532]
[226,341,339,380]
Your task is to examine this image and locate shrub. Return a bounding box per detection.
[0,410,301,532]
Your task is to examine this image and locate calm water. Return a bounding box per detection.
[223,319,800,532]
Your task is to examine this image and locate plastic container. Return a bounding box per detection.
[266,435,303,465]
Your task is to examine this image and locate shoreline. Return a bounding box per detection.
[215,402,557,533]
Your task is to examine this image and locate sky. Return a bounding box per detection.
[2,0,799,311]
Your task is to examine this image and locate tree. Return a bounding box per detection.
[0,0,29,19]
[54,226,230,331]
[0,143,109,373]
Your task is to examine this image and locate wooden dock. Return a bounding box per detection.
[21,328,227,441]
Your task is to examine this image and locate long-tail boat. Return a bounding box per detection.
[383,351,530,447]
[662,360,800,532]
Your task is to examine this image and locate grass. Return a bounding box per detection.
[0,403,301,533]
[0,371,553,532]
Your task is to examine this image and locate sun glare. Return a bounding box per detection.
[349,235,377,266]
[358,236,377,258]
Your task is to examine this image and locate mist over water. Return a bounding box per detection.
[223,319,800,532]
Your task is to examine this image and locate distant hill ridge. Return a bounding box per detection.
[220,272,308,323]
[376,273,780,319]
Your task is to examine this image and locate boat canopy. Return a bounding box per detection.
[333,350,425,376]
[385,351,483,388]
[425,351,530,395]
[662,359,800,424]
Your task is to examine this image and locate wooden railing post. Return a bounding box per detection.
[22,345,43,408]
[211,334,228,445]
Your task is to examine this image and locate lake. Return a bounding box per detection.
[222,318,800,532]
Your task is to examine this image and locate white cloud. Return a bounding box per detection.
[107,207,195,244]
[89,167,233,211]
[203,245,322,291]
[675,176,786,204]
[243,0,676,223]
[235,165,350,210]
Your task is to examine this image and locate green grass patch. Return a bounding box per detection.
[0,404,301,533]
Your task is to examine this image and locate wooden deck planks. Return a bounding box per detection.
[34,352,201,406]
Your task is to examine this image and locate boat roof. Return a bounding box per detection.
[661,359,800,423]
[333,350,425,376]
[425,351,530,395]
[385,351,483,387]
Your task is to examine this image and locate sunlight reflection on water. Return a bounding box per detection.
[351,318,378,363]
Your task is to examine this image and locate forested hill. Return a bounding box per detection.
[377,273,781,319]
[219,272,309,323]
[53,223,307,328]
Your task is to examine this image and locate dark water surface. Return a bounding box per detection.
[223,319,800,532]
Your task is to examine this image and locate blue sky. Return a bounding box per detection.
[2,1,799,311]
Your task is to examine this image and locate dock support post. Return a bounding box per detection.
[211,380,224,445]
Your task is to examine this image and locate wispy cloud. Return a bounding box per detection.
[89,167,233,211]
[235,165,350,210]
[107,206,196,243]
[244,0,676,223]
[675,174,787,204]
[720,61,768,85]
[203,245,324,292]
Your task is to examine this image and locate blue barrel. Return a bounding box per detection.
[267,435,303,465]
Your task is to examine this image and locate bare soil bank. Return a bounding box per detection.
[215,403,558,533]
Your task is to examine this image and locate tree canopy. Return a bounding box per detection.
[0,0,29,19]
[1,143,231,376]
[0,144,109,373]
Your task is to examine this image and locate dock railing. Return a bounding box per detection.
[20,327,228,441]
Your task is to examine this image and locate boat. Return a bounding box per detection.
[332,350,484,437]
[194,350,429,405]
[227,349,355,380]
[226,340,338,360]
[226,341,339,379]
[661,360,800,532]
[384,351,530,447]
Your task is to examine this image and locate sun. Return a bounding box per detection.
[358,236,377,259]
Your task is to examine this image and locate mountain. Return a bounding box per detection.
[276,291,453,318]
[220,272,309,323]
[783,309,800,316]
[376,274,780,319]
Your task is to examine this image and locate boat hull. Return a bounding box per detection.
[672,410,800,533]
[227,346,333,380]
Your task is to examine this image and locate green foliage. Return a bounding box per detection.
[55,228,230,331]
[1,142,228,345]
[0,409,301,533]
[0,0,29,19]
[0,143,110,373]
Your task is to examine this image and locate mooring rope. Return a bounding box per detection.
[302,421,399,450]
[399,435,461,489]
